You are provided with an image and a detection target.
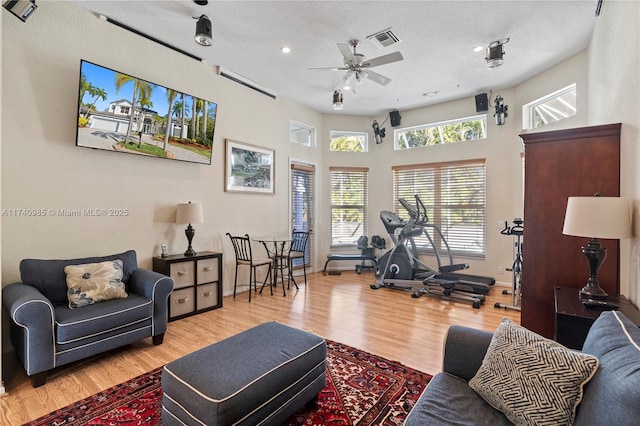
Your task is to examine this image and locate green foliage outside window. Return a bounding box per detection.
[395,116,486,150]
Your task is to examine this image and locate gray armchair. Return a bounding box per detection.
[2,250,174,387]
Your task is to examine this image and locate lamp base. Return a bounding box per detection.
[184,224,196,257]
[579,239,608,301]
[579,285,608,301]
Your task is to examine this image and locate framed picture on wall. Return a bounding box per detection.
[225,139,275,194]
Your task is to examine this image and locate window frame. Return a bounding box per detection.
[329,167,369,248]
[329,130,369,152]
[393,114,487,150]
[290,161,315,268]
[289,120,315,147]
[392,159,487,259]
[523,83,577,129]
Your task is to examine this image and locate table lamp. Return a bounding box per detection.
[176,201,204,257]
[562,195,631,300]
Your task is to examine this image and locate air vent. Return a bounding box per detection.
[367,28,402,49]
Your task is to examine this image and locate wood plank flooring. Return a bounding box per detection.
[1,270,519,424]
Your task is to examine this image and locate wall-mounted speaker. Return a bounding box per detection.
[389,110,401,127]
[475,93,489,112]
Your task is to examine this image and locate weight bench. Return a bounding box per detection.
[322,252,377,275]
[322,235,384,275]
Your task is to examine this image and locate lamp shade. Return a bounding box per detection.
[176,202,204,224]
[562,196,632,239]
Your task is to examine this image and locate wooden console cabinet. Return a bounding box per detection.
[153,251,223,321]
[521,123,621,338]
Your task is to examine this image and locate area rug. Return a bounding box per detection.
[25,340,431,426]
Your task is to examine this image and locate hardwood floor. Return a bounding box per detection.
[1,270,520,424]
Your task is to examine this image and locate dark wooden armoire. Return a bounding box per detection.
[520,123,621,338]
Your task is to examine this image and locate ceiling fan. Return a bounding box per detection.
[308,40,403,90]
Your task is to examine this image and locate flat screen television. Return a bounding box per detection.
[76,60,217,165]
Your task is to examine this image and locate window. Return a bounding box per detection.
[330,167,368,247]
[290,120,315,147]
[392,159,486,258]
[290,162,315,268]
[523,83,576,129]
[394,115,487,150]
[330,131,368,152]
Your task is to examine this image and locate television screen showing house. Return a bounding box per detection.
[76,60,217,165]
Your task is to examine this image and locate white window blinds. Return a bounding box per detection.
[392,159,486,258]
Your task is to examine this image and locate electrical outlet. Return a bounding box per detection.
[498,220,505,230]
[498,266,505,274]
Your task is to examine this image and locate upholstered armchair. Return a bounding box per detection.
[2,250,174,387]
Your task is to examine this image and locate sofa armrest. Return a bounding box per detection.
[2,282,56,375]
[129,269,174,336]
[442,325,494,382]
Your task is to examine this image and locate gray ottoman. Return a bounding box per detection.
[161,321,327,425]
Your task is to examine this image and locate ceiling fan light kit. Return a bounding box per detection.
[308,39,404,109]
[194,15,213,46]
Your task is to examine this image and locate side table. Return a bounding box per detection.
[554,286,640,349]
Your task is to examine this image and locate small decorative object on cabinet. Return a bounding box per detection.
[153,251,223,321]
[521,123,621,339]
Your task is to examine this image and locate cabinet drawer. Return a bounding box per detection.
[197,258,218,284]
[170,261,195,289]
[197,283,219,310]
[170,288,195,318]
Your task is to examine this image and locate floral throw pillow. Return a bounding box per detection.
[65,260,128,308]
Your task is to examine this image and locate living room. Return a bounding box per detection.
[1,0,639,423]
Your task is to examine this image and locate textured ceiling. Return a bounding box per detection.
[70,0,598,117]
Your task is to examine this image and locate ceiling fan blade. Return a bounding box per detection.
[366,70,392,86]
[363,51,403,68]
[337,43,355,64]
[307,66,349,71]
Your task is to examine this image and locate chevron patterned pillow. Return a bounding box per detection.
[469,318,599,426]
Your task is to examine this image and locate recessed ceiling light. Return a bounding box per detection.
[473,45,484,53]
[281,46,291,54]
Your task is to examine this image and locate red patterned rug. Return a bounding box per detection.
[25,340,431,426]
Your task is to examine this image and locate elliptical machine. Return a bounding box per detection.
[371,194,488,308]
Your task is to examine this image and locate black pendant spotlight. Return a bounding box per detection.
[332,90,344,110]
[494,95,508,125]
[486,38,509,68]
[194,15,213,46]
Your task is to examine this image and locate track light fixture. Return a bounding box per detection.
[3,0,37,21]
[194,15,213,46]
[494,95,508,125]
[372,120,386,144]
[332,90,344,110]
[486,38,509,68]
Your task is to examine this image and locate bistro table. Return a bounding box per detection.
[254,236,294,296]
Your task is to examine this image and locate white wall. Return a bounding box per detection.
[0,2,323,294]
[587,0,640,304]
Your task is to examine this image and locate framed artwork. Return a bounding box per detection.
[225,139,275,194]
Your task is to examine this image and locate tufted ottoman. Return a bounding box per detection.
[161,321,326,425]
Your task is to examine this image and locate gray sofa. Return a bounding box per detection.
[2,250,174,387]
[405,310,640,425]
